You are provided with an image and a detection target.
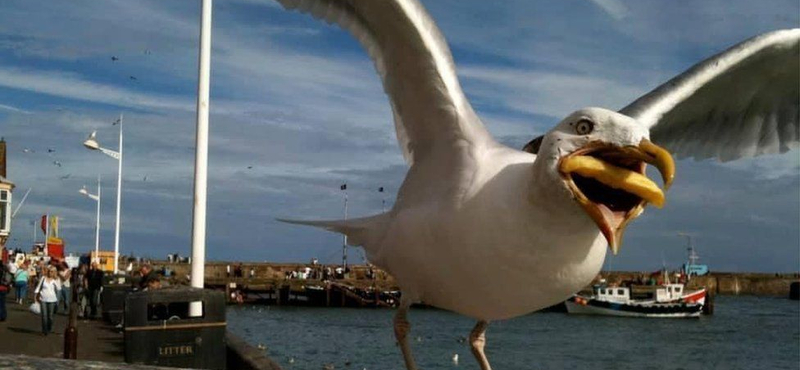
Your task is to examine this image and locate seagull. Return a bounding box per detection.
[59,174,71,180]
[52,160,62,167]
[275,1,799,369]
[111,56,119,61]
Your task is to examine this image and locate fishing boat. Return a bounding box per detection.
[565,282,707,318]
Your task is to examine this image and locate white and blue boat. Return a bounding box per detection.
[565,282,707,318]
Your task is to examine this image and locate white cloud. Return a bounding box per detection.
[0,103,29,114]
[587,0,631,20]
[0,67,193,112]
[459,65,643,119]
[718,152,800,180]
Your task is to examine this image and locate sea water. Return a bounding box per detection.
[227,296,799,369]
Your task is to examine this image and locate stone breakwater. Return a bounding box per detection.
[147,261,798,297]
[597,271,800,297]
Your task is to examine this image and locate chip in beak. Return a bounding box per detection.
[558,139,675,254]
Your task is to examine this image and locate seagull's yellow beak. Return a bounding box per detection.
[558,139,675,254]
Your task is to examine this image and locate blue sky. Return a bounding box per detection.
[1,0,798,272]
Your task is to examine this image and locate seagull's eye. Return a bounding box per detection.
[575,120,594,135]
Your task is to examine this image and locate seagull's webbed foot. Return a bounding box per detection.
[470,320,492,370]
[394,301,419,370]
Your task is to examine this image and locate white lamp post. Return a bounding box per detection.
[83,115,123,274]
[79,176,101,264]
[188,0,213,317]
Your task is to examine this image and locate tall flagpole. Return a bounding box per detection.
[44,214,49,256]
[342,185,348,270]
[95,176,101,264]
[191,0,213,317]
[113,114,122,274]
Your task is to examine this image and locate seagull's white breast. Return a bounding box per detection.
[374,146,608,320]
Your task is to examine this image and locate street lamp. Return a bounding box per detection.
[79,176,101,264]
[83,115,123,274]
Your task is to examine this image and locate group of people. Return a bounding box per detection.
[0,258,106,335]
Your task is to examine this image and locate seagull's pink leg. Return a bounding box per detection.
[393,301,418,370]
[470,320,492,370]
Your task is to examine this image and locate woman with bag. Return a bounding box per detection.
[35,266,61,335]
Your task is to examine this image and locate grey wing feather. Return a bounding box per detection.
[620,29,800,161]
[276,0,492,166]
[277,213,390,248]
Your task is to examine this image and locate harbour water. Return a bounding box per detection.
[228,296,799,370]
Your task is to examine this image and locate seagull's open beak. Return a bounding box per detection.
[558,139,674,255]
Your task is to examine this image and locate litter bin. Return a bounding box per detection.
[102,274,138,325]
[124,287,226,369]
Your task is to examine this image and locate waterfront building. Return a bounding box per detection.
[0,138,14,251]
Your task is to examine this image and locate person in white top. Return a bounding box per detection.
[35,266,61,335]
[7,261,17,275]
[57,262,72,315]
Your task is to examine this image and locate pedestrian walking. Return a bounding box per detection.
[0,262,12,321]
[84,262,104,319]
[75,264,88,318]
[138,264,158,291]
[6,259,17,276]
[13,261,29,304]
[57,262,72,314]
[35,267,61,335]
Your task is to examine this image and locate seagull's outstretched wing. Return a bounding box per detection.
[620,29,800,161]
[276,0,492,166]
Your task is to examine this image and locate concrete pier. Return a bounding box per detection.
[0,296,125,362]
[0,294,282,369]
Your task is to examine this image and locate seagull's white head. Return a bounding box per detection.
[533,107,675,254]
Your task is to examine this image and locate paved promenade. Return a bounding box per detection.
[0,295,124,362]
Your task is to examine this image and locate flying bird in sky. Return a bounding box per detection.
[111,56,119,61]
[275,1,799,368]
[52,160,62,167]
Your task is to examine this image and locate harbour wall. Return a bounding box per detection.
[597,271,799,297]
[148,261,798,298]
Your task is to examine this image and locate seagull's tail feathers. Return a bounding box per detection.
[277,213,390,249]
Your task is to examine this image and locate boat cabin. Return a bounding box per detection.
[593,285,630,303]
[656,283,684,302]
